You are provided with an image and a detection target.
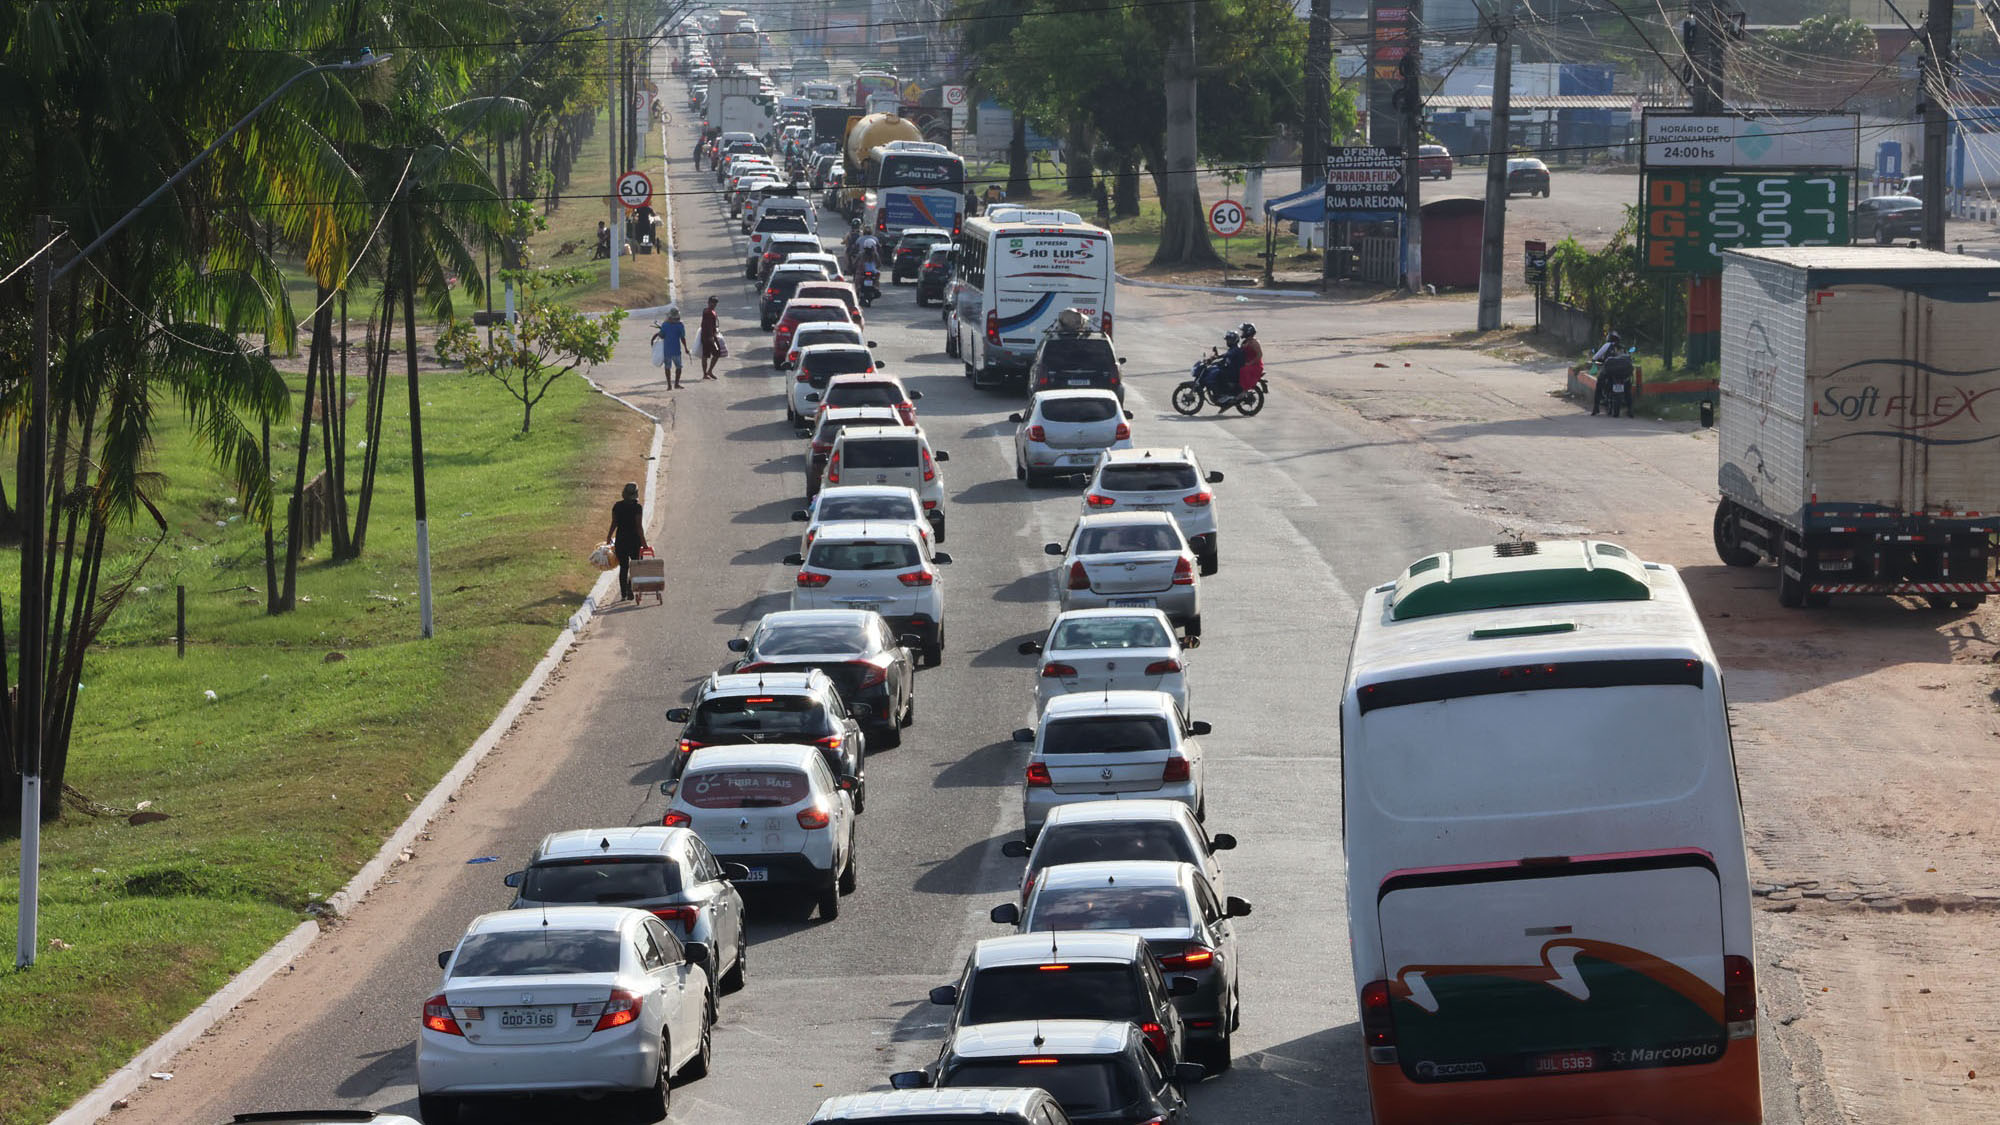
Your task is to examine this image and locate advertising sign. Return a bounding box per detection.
[1524,239,1548,285]
[1367,0,1421,147]
[1639,171,1850,273]
[1325,147,1407,215]
[1642,112,1859,170]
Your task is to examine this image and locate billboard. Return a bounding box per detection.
[1642,113,1859,170]
[1367,0,1421,147]
[1325,146,1407,215]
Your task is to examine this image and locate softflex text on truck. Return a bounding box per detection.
[1715,246,2000,609]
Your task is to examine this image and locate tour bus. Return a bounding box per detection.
[861,139,965,241]
[1340,540,1760,1125]
[951,206,1115,389]
[852,69,899,108]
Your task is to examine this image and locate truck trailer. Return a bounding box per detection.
[1715,246,2000,608]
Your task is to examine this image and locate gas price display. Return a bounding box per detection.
[1639,172,1849,274]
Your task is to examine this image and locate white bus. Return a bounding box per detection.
[950,206,1114,389]
[1341,540,1760,1125]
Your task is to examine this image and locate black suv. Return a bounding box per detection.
[1030,330,1126,402]
[665,669,868,809]
[893,1019,1200,1124]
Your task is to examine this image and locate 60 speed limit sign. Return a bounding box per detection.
[617,170,653,210]
[1207,198,1247,238]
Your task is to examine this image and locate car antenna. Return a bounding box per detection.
[600,836,610,851]
[1034,1019,1045,1049]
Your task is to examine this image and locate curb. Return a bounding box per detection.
[1114,272,1325,299]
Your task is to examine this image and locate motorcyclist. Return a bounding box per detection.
[1203,331,1243,402]
[1236,323,1264,396]
[1591,330,1631,416]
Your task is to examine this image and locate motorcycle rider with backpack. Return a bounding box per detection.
[1591,330,1632,417]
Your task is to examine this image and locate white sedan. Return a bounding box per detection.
[417,905,714,1122]
[1019,607,1191,717]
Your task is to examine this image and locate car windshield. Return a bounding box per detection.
[1034,823,1201,869]
[945,1058,1135,1114]
[1077,525,1180,554]
[827,382,904,406]
[1097,464,1198,492]
[819,494,919,522]
[680,768,809,809]
[809,540,922,571]
[840,439,920,468]
[1040,338,1115,373]
[1039,398,1118,424]
[451,928,623,977]
[1050,617,1171,650]
[692,693,826,737]
[520,857,682,903]
[755,621,873,655]
[1042,715,1172,754]
[1027,885,1192,932]
[963,963,1144,1023]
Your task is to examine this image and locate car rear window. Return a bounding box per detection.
[945,1059,1135,1114]
[692,693,827,737]
[1039,398,1118,423]
[758,214,810,233]
[808,540,922,571]
[1098,464,1198,492]
[681,769,809,809]
[826,382,903,406]
[898,233,945,251]
[1050,617,1171,650]
[769,277,806,300]
[840,438,920,468]
[521,857,682,903]
[793,326,860,350]
[815,416,898,445]
[963,963,1145,1024]
[1040,339,1116,372]
[791,306,851,325]
[1034,823,1200,869]
[451,928,623,977]
[1027,885,1192,931]
[1041,715,1172,754]
[1077,525,1181,554]
[754,621,873,654]
[819,494,919,523]
[805,353,876,377]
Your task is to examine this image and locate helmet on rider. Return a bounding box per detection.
[1223,331,1240,346]
[849,218,862,231]
[1238,323,1257,339]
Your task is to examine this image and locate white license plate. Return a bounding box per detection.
[1132,504,1167,511]
[1062,454,1097,465]
[500,1008,557,1029]
[1610,383,1627,393]
[1111,597,1156,607]
[1819,559,1855,571]
[841,599,882,610]
[1067,379,1091,386]
[740,867,770,882]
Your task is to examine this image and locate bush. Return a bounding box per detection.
[1546,206,1686,361]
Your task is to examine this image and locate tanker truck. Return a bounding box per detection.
[840,113,965,237]
[838,112,922,220]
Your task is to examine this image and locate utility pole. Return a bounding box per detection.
[1477,1,1512,329]
[1400,50,1424,291]
[1921,0,1953,249]
[608,9,623,290]
[1686,0,1726,115]
[1304,0,1333,191]
[16,214,49,969]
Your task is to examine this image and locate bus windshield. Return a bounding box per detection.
[878,153,964,191]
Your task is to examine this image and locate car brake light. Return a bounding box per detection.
[797,571,831,587]
[922,448,936,482]
[1724,954,1756,1037]
[1016,1057,1062,1065]
[922,499,939,510]
[1085,494,1116,507]
[1140,1021,1168,1056]
[1040,662,1078,678]
[1157,946,1214,969]
[1183,491,1212,507]
[797,370,812,382]
[765,288,778,299]
[849,661,889,687]
[1171,557,1194,585]
[650,905,698,929]
[677,738,705,755]
[593,989,642,1032]
[1361,979,1396,1060]
[1025,762,1052,787]
[662,809,691,827]
[1162,755,1191,782]
[423,994,464,1036]
[1102,311,1113,337]
[1144,659,1181,675]
[827,452,841,483]
[815,734,844,751]
[897,569,935,586]
[1067,561,1090,590]
[797,805,831,829]
[1114,422,1130,440]
[1025,424,1046,442]
[986,309,999,343]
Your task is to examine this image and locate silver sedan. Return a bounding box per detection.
[1045,512,1201,637]
[1019,608,1192,718]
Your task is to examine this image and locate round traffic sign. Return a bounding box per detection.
[617,170,653,210]
[1208,198,1247,238]
[943,85,967,108]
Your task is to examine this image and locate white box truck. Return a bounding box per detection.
[1715,246,2000,608]
[711,74,772,138]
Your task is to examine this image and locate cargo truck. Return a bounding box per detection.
[710,74,774,139]
[1715,246,2000,608]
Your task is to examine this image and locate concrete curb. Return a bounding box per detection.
[1114,272,1325,299]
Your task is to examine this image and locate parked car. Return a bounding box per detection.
[784,521,953,666]
[1045,512,1200,636]
[726,608,917,745]
[892,1020,1199,1125]
[1854,194,1923,243]
[1012,390,1132,487]
[1018,608,1190,718]
[998,799,1236,901]
[1417,144,1454,180]
[916,244,954,307]
[664,670,867,807]
[1505,157,1550,197]
[1013,690,1209,840]
[1082,448,1224,575]
[660,744,859,919]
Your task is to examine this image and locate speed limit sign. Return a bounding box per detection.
[1207,198,1247,238]
[617,170,653,210]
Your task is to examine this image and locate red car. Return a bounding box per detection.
[771,299,857,368]
[1418,144,1454,180]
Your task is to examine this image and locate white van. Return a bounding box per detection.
[1341,540,1760,1125]
[951,207,1114,389]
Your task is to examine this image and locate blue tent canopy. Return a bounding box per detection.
[1264,182,1326,223]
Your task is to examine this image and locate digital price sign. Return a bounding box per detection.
[1639,172,1849,274]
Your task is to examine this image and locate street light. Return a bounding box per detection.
[16,50,390,970]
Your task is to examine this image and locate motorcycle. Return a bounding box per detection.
[1590,346,1637,418]
[858,261,881,307]
[1172,351,1266,416]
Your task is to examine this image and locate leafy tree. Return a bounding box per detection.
[436,270,624,433]
[1764,14,1876,61]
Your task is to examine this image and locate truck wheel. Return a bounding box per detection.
[1712,503,1761,567]
[1777,534,1812,608]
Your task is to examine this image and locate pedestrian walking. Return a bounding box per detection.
[652,307,690,388]
[606,482,648,602]
[699,295,722,380]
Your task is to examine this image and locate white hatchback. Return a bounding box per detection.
[790,344,882,428]
[417,906,713,1122]
[794,485,935,556]
[1013,389,1132,486]
[785,521,953,663]
[783,322,866,372]
[1014,690,1210,840]
[1084,447,1225,575]
[661,744,859,920]
[1019,608,1191,718]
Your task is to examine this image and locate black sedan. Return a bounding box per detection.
[915,244,953,307]
[665,668,869,809]
[891,228,952,282]
[1855,194,1923,244]
[727,609,917,748]
[1505,157,1550,198]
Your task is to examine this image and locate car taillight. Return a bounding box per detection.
[897,569,934,586]
[1025,424,1046,442]
[1114,421,1130,440]
[422,994,464,1036]
[922,448,936,482]
[815,734,844,751]
[677,738,705,755]
[1171,557,1194,585]
[986,309,999,343]
[1102,311,1113,337]
[1040,662,1078,678]
[763,252,780,263]
[1144,659,1181,675]
[1140,1021,1168,1056]
[1067,561,1090,590]
[593,989,642,1032]
[922,499,939,510]
[797,571,831,587]
[797,370,812,382]
[765,288,778,300]
[1025,762,1052,787]
[827,452,841,483]
[850,661,888,687]
[1361,980,1396,1061]
[1085,494,1116,508]
[1183,491,1212,506]
[797,805,831,829]
[1724,954,1756,1037]
[662,809,691,827]
[650,905,698,929]
[1162,755,1191,782]
[1158,946,1214,970]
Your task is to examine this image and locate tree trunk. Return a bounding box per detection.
[1007,116,1031,199]
[1114,154,1142,217]
[329,289,355,560]
[1065,121,1095,197]
[1152,0,1221,267]
[263,417,280,612]
[277,299,321,613]
[1303,0,1333,191]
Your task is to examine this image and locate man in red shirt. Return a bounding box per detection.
[699,296,721,380]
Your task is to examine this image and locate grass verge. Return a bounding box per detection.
[0,363,649,1125]
[530,108,671,312]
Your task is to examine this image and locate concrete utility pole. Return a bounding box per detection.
[1477,1,1512,329]
[1688,0,1727,115]
[1304,0,1333,191]
[608,8,623,290]
[1400,51,1424,291]
[1921,0,1953,249]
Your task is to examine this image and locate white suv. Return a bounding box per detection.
[824,426,950,541]
[661,744,858,920]
[1083,448,1224,575]
[785,521,953,664]
[1013,690,1210,840]
[790,344,882,429]
[1012,389,1132,486]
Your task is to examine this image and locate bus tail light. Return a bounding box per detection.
[1361,980,1397,1063]
[1724,954,1756,1038]
[986,309,999,344]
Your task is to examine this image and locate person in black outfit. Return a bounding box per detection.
[607,482,648,601]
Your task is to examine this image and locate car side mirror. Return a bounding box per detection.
[932,552,953,565]
[1017,640,1043,655]
[874,360,888,368]
[1209,833,1237,852]
[1206,470,1224,483]
[1000,839,1030,857]
[791,510,809,522]
[1012,728,1035,743]
[891,1071,934,1090]
[1009,412,1024,423]
[867,340,879,347]
[805,392,820,403]
[928,984,959,1006]
[849,702,873,719]
[1123,410,1135,420]
[1225,896,1253,918]
[1189,720,1212,736]
[684,941,711,967]
[437,950,453,971]
[722,862,751,880]
[899,633,924,648]
[783,553,805,566]
[658,780,678,795]
[1043,543,1064,556]
[1173,1062,1206,1087]
[990,902,1020,925]
[665,707,691,723]
[1183,636,1201,650]
[908,388,921,399]
[1168,975,1199,998]
[933,450,949,462]
[727,638,749,653]
[503,870,524,889]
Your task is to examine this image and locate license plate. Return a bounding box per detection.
[1819,559,1855,571]
[1111,597,1156,607]
[1610,383,1627,393]
[740,867,770,882]
[500,1008,557,1029]
[841,600,882,610]
[1067,379,1091,386]
[1062,454,1097,465]
[1531,1049,1599,1075]
[1133,504,1167,511]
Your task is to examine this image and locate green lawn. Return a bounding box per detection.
[528,107,671,311]
[0,357,648,1125]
